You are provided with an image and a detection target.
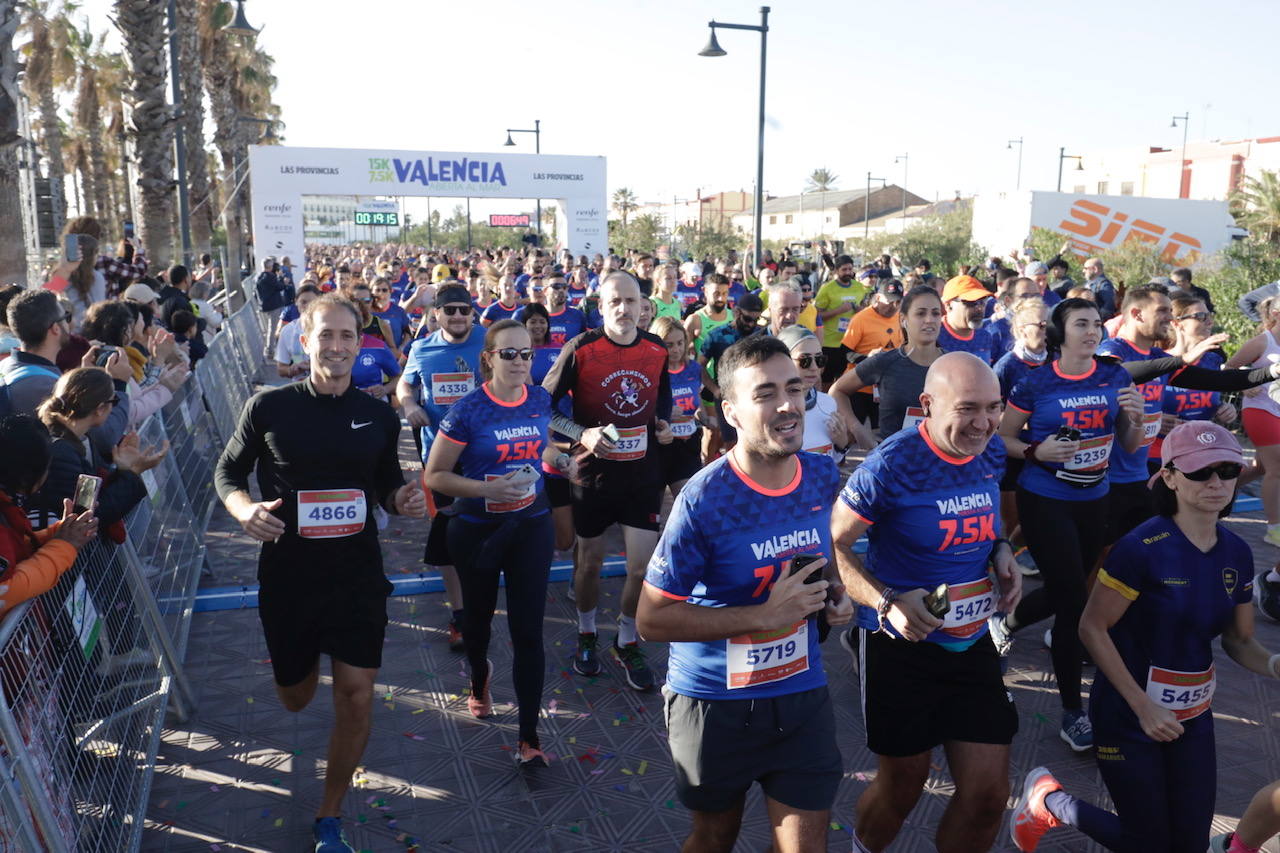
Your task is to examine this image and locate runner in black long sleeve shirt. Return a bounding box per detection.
[541,271,673,691]
[214,294,425,853]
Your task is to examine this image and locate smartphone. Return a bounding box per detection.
[73,474,102,514]
[94,345,117,367]
[509,463,540,484]
[790,553,824,584]
[601,424,620,443]
[123,220,135,240]
[64,234,82,263]
[923,583,950,619]
[1054,426,1082,442]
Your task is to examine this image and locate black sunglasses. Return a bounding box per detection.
[794,353,827,369]
[1172,462,1242,481]
[488,347,534,361]
[441,305,472,316]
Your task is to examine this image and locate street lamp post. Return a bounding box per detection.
[865,172,886,240]
[1170,112,1190,198]
[699,6,770,271]
[894,154,908,219]
[504,120,541,242]
[1007,138,1023,190]
[1056,147,1083,193]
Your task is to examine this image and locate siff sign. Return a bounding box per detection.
[490,214,531,227]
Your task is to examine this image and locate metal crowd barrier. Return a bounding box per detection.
[0,303,273,851]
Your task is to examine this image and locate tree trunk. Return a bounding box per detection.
[23,17,66,235]
[79,66,113,233]
[176,0,211,255]
[200,3,243,292]
[115,0,175,268]
[0,0,26,285]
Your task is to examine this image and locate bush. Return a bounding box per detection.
[846,207,981,278]
[1198,238,1280,347]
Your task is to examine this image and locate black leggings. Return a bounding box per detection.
[447,513,554,744]
[1011,488,1109,711]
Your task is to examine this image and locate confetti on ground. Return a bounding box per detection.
[1034,712,1048,724]
[854,772,868,782]
[830,822,841,831]
[209,784,220,792]
[637,760,647,775]
[620,768,632,775]
[245,697,254,704]
[665,800,675,809]
[274,818,283,828]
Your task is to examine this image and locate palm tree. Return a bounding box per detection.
[67,22,126,235]
[19,0,76,234]
[1233,170,1280,244]
[114,0,174,266]
[0,0,27,284]
[612,187,638,229]
[541,202,557,241]
[805,168,838,193]
[175,0,211,254]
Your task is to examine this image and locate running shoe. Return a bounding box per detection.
[573,632,601,676]
[838,627,860,677]
[467,658,493,718]
[1009,766,1062,852]
[1255,570,1280,623]
[516,740,548,767]
[1015,547,1040,577]
[447,620,465,653]
[612,639,655,691]
[1060,709,1093,752]
[988,613,1013,657]
[313,817,355,853]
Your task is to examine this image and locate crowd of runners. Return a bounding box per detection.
[12,228,1280,851]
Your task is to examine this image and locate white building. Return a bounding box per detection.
[1066,135,1280,201]
[302,195,405,245]
[730,186,928,243]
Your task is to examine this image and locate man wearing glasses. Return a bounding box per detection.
[398,285,486,653]
[521,271,586,349]
[938,276,998,364]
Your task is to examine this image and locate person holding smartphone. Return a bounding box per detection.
[424,319,554,766]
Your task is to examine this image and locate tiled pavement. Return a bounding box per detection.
[143,437,1280,852]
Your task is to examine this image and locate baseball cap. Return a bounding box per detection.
[1025,261,1049,276]
[878,280,904,300]
[775,324,815,352]
[737,293,764,312]
[942,275,992,304]
[123,283,161,303]
[433,285,472,308]
[856,269,878,282]
[1146,421,1244,488]
[432,263,453,283]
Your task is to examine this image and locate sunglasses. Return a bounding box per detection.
[794,353,827,369]
[549,283,567,290]
[1172,462,1243,481]
[488,347,534,361]
[441,305,473,316]
[1177,312,1212,322]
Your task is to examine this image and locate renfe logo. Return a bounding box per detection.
[1059,199,1203,265]
[367,156,507,187]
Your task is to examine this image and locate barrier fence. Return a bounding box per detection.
[0,301,269,852]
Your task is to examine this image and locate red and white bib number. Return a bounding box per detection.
[902,407,926,431]
[1065,435,1114,472]
[297,489,366,539]
[430,372,474,406]
[1146,664,1215,721]
[726,621,809,689]
[600,425,648,461]
[940,577,997,639]
[670,418,697,439]
[483,474,536,514]
[1141,412,1162,446]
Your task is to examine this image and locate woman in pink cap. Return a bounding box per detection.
[1010,420,1280,852]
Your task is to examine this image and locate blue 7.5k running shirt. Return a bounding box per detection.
[1096,336,1183,484]
[437,383,552,522]
[400,328,487,457]
[1153,350,1224,458]
[645,453,839,700]
[1089,515,1252,741]
[937,321,996,364]
[350,338,402,390]
[536,306,588,348]
[667,360,704,439]
[1007,358,1130,501]
[841,422,1005,650]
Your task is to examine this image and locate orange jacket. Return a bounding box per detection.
[0,494,79,616]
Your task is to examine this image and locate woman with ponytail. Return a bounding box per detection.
[30,367,166,536]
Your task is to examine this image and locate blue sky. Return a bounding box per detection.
[81,0,1279,211]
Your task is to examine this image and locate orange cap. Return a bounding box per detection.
[941,275,991,303]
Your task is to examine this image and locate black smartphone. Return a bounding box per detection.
[923,583,950,619]
[790,553,824,584]
[123,220,135,240]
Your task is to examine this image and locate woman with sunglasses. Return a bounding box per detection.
[776,325,850,461]
[1153,296,1235,459]
[650,316,704,499]
[1012,421,1280,853]
[424,319,554,767]
[370,277,412,351]
[829,285,945,447]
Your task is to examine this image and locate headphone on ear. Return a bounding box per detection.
[1046,296,1098,353]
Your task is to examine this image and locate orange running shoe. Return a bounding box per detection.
[1009,766,1063,852]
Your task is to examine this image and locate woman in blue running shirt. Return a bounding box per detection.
[424,319,554,767]
[650,316,705,500]
[1010,421,1280,853]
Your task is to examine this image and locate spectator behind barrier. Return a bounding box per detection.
[82,300,188,428]
[170,310,205,368]
[29,367,166,539]
[0,414,99,616]
[0,284,22,357]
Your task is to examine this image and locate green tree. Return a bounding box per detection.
[1232,170,1280,244]
[848,207,980,277]
[805,168,838,193]
[1198,237,1280,348]
[612,187,638,228]
[19,0,76,232]
[673,220,747,261]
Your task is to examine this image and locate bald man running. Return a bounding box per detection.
[832,352,1022,853]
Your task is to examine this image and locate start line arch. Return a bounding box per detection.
[248,145,608,263]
